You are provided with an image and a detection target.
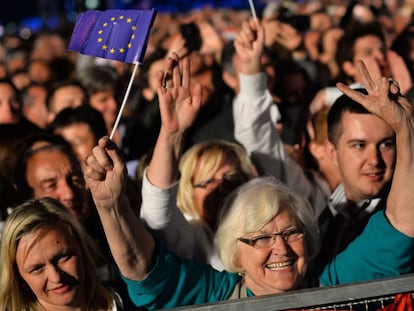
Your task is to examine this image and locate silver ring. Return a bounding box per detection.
[388,78,399,87]
[162,75,168,90]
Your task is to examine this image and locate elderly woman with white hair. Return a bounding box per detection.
[84,55,414,310]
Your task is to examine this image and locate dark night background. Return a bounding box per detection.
[0,0,265,35]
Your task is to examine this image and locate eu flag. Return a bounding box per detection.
[68,9,157,64]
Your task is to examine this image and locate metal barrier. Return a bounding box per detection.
[169,273,414,311]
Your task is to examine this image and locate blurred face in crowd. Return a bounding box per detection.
[329,111,395,203]
[16,225,84,310]
[25,148,90,222]
[0,81,21,124]
[346,35,390,83]
[89,90,118,132]
[11,71,31,90]
[22,84,48,128]
[310,11,332,32]
[237,208,307,295]
[31,34,66,61]
[0,63,7,79]
[28,60,51,84]
[55,123,96,171]
[48,85,86,123]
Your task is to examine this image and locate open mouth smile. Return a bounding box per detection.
[265,261,294,270]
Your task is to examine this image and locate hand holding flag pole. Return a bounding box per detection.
[68,8,157,140]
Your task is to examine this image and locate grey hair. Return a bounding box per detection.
[215,176,320,272]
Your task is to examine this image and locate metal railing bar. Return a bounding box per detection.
[168,273,414,311]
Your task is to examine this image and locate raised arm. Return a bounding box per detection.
[84,136,154,280]
[233,18,327,215]
[337,60,414,237]
[234,18,264,75]
[146,52,202,187]
[138,54,213,265]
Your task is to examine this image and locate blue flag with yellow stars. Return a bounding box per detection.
[68,9,157,64]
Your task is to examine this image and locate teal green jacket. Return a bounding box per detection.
[123,211,414,310]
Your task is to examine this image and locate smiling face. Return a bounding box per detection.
[16,225,84,310]
[236,208,308,295]
[330,111,395,202]
[25,149,90,223]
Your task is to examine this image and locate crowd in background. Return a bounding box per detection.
[1,0,414,309]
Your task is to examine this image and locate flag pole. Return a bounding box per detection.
[110,62,140,140]
[248,0,258,20]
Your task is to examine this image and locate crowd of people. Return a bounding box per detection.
[1,0,414,310]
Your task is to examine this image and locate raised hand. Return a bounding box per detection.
[84,136,127,208]
[84,136,156,280]
[198,20,224,57]
[234,17,264,75]
[147,53,202,187]
[166,34,188,59]
[156,53,203,136]
[336,60,413,134]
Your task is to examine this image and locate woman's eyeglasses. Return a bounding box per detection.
[192,172,246,189]
[238,228,304,249]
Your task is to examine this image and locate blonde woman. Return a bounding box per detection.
[0,197,118,311]
[177,140,256,228]
[140,53,257,270]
